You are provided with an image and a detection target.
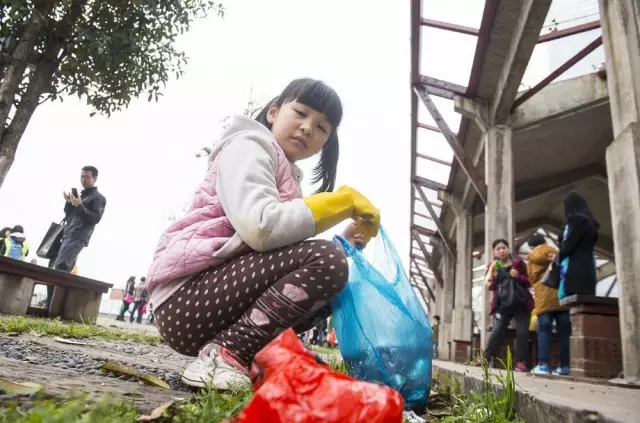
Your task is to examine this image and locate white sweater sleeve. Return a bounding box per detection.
[215,131,316,252]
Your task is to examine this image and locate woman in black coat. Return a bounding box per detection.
[557,192,599,299]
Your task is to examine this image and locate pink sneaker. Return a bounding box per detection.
[181,343,251,390]
[514,361,529,372]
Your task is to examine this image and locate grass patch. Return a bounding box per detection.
[310,345,340,356]
[0,395,139,423]
[172,384,252,422]
[433,348,522,423]
[0,384,253,422]
[0,315,162,345]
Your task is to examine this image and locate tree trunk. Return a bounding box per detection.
[0,49,58,187]
[0,9,48,140]
[0,0,86,188]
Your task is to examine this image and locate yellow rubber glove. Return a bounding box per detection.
[343,186,380,242]
[303,185,380,238]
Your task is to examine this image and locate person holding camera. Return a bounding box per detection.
[52,166,107,272]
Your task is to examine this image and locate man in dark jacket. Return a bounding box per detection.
[52,166,107,272]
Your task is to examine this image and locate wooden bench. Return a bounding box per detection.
[0,256,112,322]
[560,294,622,378]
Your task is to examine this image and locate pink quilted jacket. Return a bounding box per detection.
[146,117,302,296]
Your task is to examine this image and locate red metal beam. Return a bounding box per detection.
[414,197,443,209]
[537,20,601,44]
[421,17,600,45]
[411,254,432,266]
[411,254,432,263]
[420,75,468,96]
[412,224,437,237]
[415,211,433,221]
[415,86,488,203]
[466,0,499,97]
[411,230,443,288]
[411,240,435,253]
[413,175,447,191]
[512,35,603,110]
[412,261,433,273]
[409,263,436,302]
[417,122,440,133]
[446,0,499,199]
[421,18,479,36]
[409,0,422,236]
[416,152,451,167]
[411,234,434,247]
[414,183,456,259]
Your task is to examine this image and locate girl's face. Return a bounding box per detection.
[494,242,510,261]
[267,100,332,162]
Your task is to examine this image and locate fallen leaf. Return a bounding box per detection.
[54,337,88,346]
[100,361,170,389]
[0,377,42,395]
[28,330,42,337]
[138,400,174,421]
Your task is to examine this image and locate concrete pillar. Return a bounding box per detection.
[482,124,515,348]
[452,211,474,360]
[599,0,640,381]
[437,251,455,360]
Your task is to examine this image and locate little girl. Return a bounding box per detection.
[146,78,380,389]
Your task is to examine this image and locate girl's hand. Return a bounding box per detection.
[484,280,492,290]
[342,220,367,248]
[510,269,519,278]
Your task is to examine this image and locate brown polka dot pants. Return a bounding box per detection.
[154,239,348,363]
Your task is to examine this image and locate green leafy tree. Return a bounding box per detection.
[0,0,223,187]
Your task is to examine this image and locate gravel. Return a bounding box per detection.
[0,338,191,392]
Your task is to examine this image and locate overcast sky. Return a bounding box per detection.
[0,0,604,291]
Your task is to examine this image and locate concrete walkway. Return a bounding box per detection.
[96,315,160,336]
[433,360,640,423]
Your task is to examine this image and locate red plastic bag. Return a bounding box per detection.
[232,328,404,423]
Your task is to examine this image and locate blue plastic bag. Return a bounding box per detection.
[331,227,433,411]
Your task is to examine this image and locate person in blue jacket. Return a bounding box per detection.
[0,225,29,260]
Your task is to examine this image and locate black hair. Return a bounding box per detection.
[127,276,136,283]
[492,238,510,250]
[82,166,99,178]
[563,191,599,228]
[527,234,546,248]
[141,276,146,282]
[434,315,441,321]
[254,78,343,193]
[1,227,11,236]
[12,225,24,233]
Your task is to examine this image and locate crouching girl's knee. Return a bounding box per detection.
[312,240,349,293]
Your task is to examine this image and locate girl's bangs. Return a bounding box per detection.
[281,79,343,129]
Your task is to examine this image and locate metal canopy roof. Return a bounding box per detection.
[408,0,608,303]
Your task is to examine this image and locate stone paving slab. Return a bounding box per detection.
[0,356,191,414]
[433,360,640,423]
[28,335,189,373]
